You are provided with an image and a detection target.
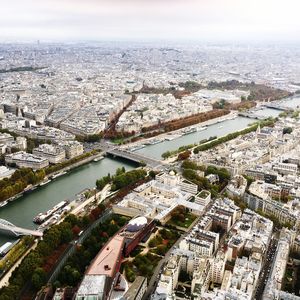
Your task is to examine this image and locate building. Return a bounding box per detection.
[0,132,14,144]
[226,175,247,198]
[59,140,84,159]
[33,144,66,164]
[244,188,298,226]
[0,165,14,179]
[180,228,219,256]
[75,217,154,300]
[211,251,226,284]
[195,190,211,206]
[5,151,49,170]
[153,249,197,300]
[116,172,205,224]
[263,229,293,300]
[122,276,147,300]
[273,162,298,176]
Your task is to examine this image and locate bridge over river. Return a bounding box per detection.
[99,141,165,169]
[0,219,43,237]
[106,148,163,169]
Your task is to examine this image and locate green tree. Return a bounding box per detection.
[31,268,47,290]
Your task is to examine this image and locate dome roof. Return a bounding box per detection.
[126,216,147,232]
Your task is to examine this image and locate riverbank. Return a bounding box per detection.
[163,115,264,162]
[2,152,104,206]
[121,111,238,152]
[0,157,136,245]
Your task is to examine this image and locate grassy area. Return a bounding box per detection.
[110,137,125,145]
[198,190,210,198]
[123,252,162,282]
[167,206,197,229]
[123,228,180,282]
[148,228,180,254]
[168,213,197,229]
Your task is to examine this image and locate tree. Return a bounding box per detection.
[60,225,73,243]
[283,127,293,135]
[149,170,156,179]
[91,207,101,219]
[177,150,191,161]
[162,151,171,159]
[65,214,79,227]
[31,268,47,290]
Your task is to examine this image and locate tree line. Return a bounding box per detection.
[193,118,275,154]
[0,203,109,299]
[44,150,99,175]
[141,109,230,133]
[55,214,129,288]
[0,150,100,203]
[161,136,217,159]
[0,168,46,202]
[96,167,147,191]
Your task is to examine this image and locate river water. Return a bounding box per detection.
[1,96,298,244]
[0,158,136,244]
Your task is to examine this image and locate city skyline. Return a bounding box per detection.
[1,0,300,43]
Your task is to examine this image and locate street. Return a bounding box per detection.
[254,236,278,300]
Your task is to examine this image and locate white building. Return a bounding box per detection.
[33,144,66,164]
[5,151,49,170]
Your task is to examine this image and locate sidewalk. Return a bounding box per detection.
[70,184,110,215]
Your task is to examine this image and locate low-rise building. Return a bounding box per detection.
[0,166,14,179]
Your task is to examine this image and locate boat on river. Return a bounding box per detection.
[39,179,51,187]
[182,127,197,135]
[0,201,8,208]
[33,200,70,224]
[93,156,104,162]
[51,171,67,179]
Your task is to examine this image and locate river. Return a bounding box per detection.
[0,98,296,244]
[0,157,136,244]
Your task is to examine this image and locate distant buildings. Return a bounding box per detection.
[116,93,213,133]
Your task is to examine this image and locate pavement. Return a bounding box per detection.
[70,184,110,215]
[253,236,278,300]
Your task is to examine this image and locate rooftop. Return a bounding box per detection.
[86,235,125,278]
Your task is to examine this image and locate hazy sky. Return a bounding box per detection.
[1,0,300,43]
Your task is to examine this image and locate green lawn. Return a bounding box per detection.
[168,213,197,228]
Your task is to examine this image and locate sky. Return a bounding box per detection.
[0,0,300,43]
